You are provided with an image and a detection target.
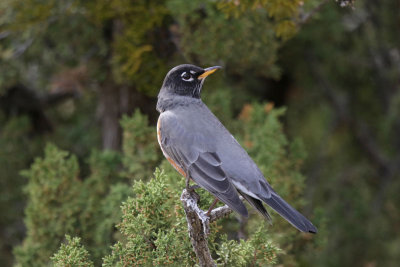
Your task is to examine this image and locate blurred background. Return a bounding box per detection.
[1,0,399,266]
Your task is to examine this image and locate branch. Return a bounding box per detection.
[336,0,356,8]
[209,204,233,223]
[299,0,356,26]
[0,31,10,40]
[299,0,330,25]
[180,189,233,267]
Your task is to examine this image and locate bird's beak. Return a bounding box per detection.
[198,66,222,80]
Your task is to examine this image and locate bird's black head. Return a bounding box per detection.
[159,64,221,99]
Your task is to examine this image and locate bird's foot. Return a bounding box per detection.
[184,185,201,204]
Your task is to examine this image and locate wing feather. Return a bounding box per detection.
[159,113,248,217]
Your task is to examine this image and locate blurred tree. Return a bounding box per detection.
[282,0,400,265]
[13,109,163,266]
[0,115,43,266]
[0,84,78,133]
[12,144,132,267]
[83,0,174,150]
[167,0,302,105]
[120,110,162,180]
[1,1,173,261]
[14,144,83,266]
[1,0,174,150]
[2,0,389,265]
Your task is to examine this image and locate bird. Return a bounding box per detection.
[156,64,317,233]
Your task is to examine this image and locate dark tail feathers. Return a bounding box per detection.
[239,191,272,221]
[262,192,317,233]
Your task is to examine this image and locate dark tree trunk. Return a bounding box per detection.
[97,82,158,151]
[98,84,122,151]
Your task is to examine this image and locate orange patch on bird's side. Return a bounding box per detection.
[167,157,186,177]
[157,117,186,177]
[157,118,162,143]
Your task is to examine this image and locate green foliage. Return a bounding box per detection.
[102,168,281,266]
[85,0,171,93]
[215,227,280,266]
[283,1,400,265]
[0,0,170,95]
[168,0,281,79]
[0,115,43,266]
[13,144,132,266]
[14,144,82,267]
[78,151,129,263]
[0,0,104,91]
[51,235,94,267]
[102,169,197,266]
[120,110,162,180]
[217,0,302,39]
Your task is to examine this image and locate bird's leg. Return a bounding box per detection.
[185,172,191,190]
[184,167,200,192]
[185,170,200,192]
[206,198,219,216]
[181,163,192,191]
[182,167,201,201]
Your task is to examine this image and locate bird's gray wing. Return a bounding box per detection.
[210,113,317,233]
[159,113,248,217]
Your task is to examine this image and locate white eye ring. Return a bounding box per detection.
[181,71,194,82]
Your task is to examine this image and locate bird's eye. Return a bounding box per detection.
[181,72,193,81]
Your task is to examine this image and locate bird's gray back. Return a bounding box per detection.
[172,101,270,199]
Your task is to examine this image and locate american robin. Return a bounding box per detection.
[156,64,317,233]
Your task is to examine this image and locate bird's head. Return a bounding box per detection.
[159,64,221,99]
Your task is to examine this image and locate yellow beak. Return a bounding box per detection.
[198,66,222,80]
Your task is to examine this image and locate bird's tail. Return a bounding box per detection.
[262,191,317,233]
[239,191,272,221]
